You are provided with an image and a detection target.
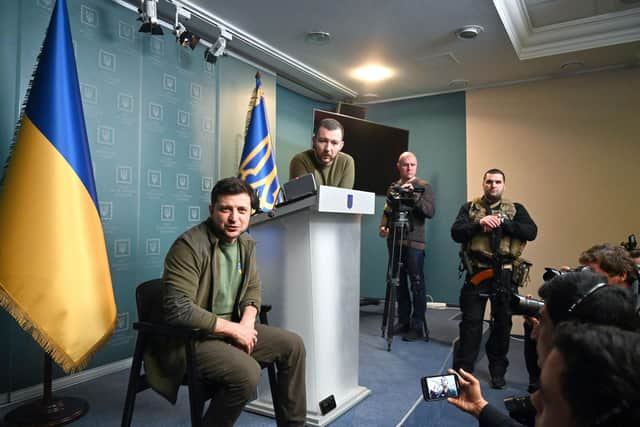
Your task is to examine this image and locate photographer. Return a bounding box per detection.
[379,152,435,341]
[451,169,537,389]
[448,323,640,427]
[447,270,639,427]
[579,242,639,310]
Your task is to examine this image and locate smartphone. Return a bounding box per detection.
[421,374,460,401]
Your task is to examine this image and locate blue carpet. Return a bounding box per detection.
[1,307,530,426]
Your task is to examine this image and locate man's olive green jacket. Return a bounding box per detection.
[143,219,261,403]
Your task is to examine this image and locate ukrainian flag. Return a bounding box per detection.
[0,0,116,372]
[238,73,282,211]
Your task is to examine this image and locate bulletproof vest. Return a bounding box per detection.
[466,197,526,261]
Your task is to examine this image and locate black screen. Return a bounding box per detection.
[314,110,409,195]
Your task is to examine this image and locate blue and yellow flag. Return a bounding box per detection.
[238,73,282,211]
[0,0,116,372]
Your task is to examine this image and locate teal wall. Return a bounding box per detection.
[0,0,466,398]
[364,95,467,303]
[0,0,273,396]
[273,88,467,303]
[275,85,332,177]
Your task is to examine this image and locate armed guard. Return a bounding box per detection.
[451,169,537,389]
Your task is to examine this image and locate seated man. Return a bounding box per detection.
[145,177,307,427]
[289,118,355,188]
[447,270,639,427]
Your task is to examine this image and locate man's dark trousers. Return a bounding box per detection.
[453,270,513,377]
[388,242,427,332]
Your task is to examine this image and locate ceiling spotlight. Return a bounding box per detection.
[204,38,225,64]
[455,25,484,40]
[448,79,469,89]
[204,27,232,64]
[560,61,585,72]
[174,8,199,49]
[352,65,393,82]
[305,31,331,45]
[175,22,200,49]
[138,0,163,35]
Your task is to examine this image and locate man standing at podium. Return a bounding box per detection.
[289,118,355,188]
[149,177,307,427]
[379,152,435,341]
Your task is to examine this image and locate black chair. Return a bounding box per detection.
[121,279,282,427]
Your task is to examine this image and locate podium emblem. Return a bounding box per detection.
[347,194,354,209]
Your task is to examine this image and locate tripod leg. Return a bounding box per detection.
[386,283,397,351]
[381,276,392,337]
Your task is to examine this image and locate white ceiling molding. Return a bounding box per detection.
[493,0,640,60]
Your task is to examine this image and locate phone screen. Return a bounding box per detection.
[421,374,460,401]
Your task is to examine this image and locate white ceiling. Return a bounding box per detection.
[123,0,640,102]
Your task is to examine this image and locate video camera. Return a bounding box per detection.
[386,185,424,223]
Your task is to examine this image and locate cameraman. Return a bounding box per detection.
[379,152,435,341]
[451,169,537,389]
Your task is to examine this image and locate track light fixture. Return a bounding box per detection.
[174,7,200,49]
[203,27,231,64]
[175,22,200,49]
[138,0,163,35]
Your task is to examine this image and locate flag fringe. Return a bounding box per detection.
[0,287,116,373]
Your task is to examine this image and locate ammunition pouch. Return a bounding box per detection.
[512,258,532,288]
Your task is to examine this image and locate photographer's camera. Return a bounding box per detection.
[510,293,544,317]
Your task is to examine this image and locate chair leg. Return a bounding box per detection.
[259,309,286,426]
[267,363,287,427]
[185,340,203,427]
[121,334,145,427]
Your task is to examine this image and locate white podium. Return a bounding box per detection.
[246,186,375,426]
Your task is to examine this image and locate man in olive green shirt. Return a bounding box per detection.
[146,177,307,427]
[289,118,355,188]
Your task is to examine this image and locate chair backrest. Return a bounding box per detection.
[135,279,163,322]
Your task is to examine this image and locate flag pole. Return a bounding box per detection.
[3,353,89,426]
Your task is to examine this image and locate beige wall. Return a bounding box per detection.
[466,68,640,321]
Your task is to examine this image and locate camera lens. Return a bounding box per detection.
[510,293,544,316]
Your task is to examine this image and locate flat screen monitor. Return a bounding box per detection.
[314,110,409,195]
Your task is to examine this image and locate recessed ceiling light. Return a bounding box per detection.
[352,65,393,82]
[448,79,468,88]
[305,31,331,45]
[455,25,484,40]
[560,61,585,71]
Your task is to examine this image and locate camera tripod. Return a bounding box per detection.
[381,210,410,351]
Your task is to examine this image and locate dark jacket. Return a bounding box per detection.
[381,177,435,250]
[479,404,525,427]
[451,200,537,245]
[143,219,261,403]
